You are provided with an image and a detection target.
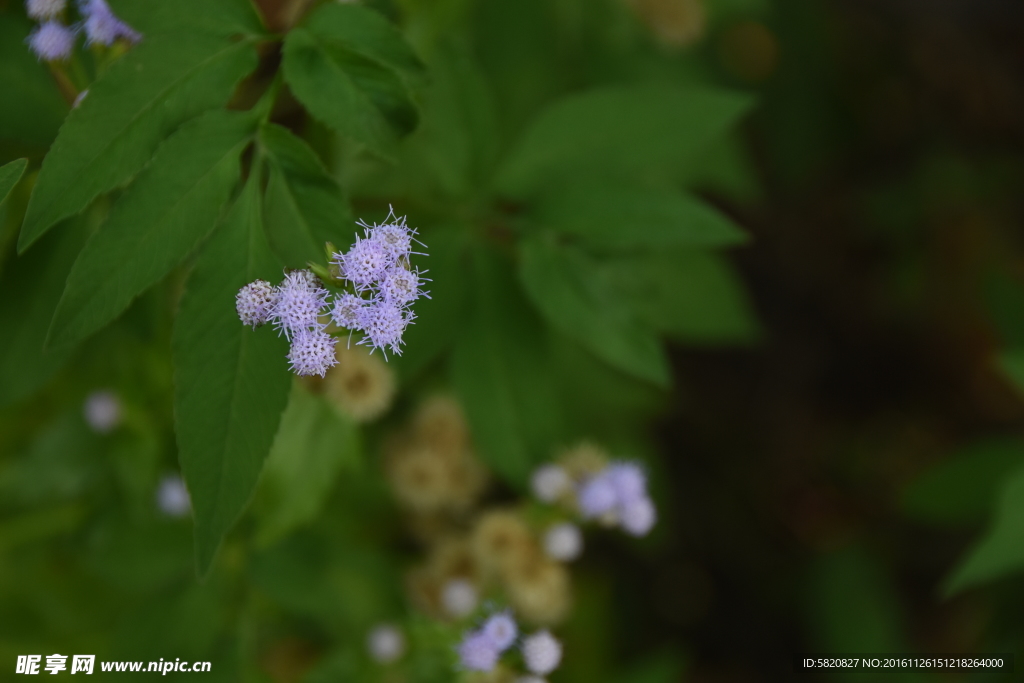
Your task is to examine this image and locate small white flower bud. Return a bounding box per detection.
[543,522,583,562]
[156,475,191,517]
[521,630,562,676]
[236,279,276,328]
[441,578,478,618]
[366,623,405,663]
[531,464,570,503]
[83,390,121,433]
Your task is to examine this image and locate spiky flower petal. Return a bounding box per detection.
[357,301,412,356]
[271,270,328,339]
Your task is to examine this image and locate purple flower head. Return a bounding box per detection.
[456,630,500,672]
[331,292,367,331]
[26,0,66,21]
[236,279,277,329]
[606,462,647,505]
[27,21,75,61]
[80,0,141,45]
[357,301,413,357]
[337,236,389,291]
[576,473,617,519]
[378,264,428,307]
[156,474,191,517]
[619,496,656,537]
[271,270,328,339]
[83,390,121,433]
[286,328,338,377]
[481,611,518,652]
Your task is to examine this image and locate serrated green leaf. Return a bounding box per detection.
[19,34,258,252]
[255,383,360,546]
[260,123,351,268]
[902,438,1024,527]
[944,464,1024,596]
[173,172,291,577]
[0,159,27,207]
[452,246,561,486]
[0,217,88,407]
[496,85,753,198]
[0,16,67,149]
[48,109,255,351]
[282,4,421,156]
[601,249,760,345]
[108,0,265,37]
[519,237,670,386]
[536,183,747,249]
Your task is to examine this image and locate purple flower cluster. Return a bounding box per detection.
[456,612,519,672]
[24,0,140,62]
[235,209,427,376]
[328,209,428,358]
[577,461,657,537]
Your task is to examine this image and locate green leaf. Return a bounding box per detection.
[944,465,1024,595]
[496,85,753,198]
[108,0,265,37]
[535,183,747,249]
[902,438,1024,527]
[998,350,1024,396]
[282,4,422,156]
[48,110,255,350]
[452,245,562,486]
[0,159,27,207]
[0,16,67,149]
[173,172,291,577]
[0,217,88,407]
[260,123,351,268]
[255,383,360,547]
[601,249,760,345]
[519,236,670,387]
[19,33,258,252]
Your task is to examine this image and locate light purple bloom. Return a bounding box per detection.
[606,462,647,505]
[357,301,413,357]
[156,475,191,517]
[83,390,120,433]
[26,0,66,21]
[378,264,428,306]
[481,612,518,652]
[270,270,328,339]
[236,279,277,328]
[80,0,140,46]
[286,328,338,377]
[337,235,389,291]
[331,292,366,330]
[577,473,617,519]
[457,631,500,672]
[619,496,656,537]
[27,21,75,61]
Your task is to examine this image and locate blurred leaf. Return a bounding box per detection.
[86,517,193,593]
[806,546,920,682]
[0,505,85,552]
[945,464,1024,596]
[0,217,88,406]
[0,16,67,149]
[452,245,562,485]
[519,236,670,386]
[496,85,753,197]
[903,438,1024,527]
[0,159,27,206]
[48,109,255,350]
[173,171,291,577]
[283,4,422,157]
[114,578,228,660]
[998,350,1024,396]
[256,383,360,546]
[19,33,257,252]
[617,651,688,683]
[536,183,747,249]
[260,123,352,268]
[394,225,471,379]
[108,0,265,37]
[601,249,760,344]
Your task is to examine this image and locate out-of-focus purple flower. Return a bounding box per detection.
[80,0,141,46]
[156,475,191,517]
[521,630,562,676]
[27,20,75,61]
[577,473,617,519]
[481,611,518,652]
[605,462,647,505]
[456,630,500,672]
[619,496,656,537]
[26,0,66,21]
[83,390,121,433]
